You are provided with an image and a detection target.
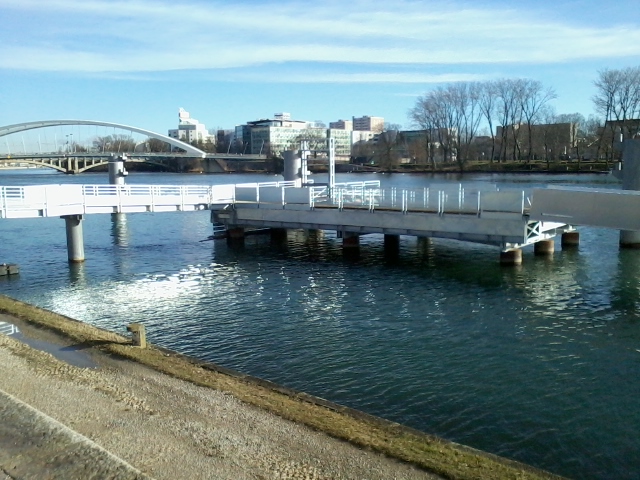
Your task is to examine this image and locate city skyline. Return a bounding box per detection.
[1,0,639,135]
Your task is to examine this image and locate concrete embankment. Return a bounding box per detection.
[0,295,564,480]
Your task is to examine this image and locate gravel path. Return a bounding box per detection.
[0,330,440,480]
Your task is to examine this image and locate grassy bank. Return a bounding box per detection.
[0,295,564,480]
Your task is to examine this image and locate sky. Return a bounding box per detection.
[1,0,640,136]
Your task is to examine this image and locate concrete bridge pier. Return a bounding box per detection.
[108,155,128,185]
[342,232,360,249]
[561,231,580,248]
[534,239,555,256]
[227,227,245,246]
[620,140,640,248]
[63,215,85,263]
[384,234,400,257]
[270,228,288,244]
[500,248,522,266]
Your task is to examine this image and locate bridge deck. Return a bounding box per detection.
[8,182,634,248]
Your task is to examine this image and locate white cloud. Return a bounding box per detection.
[0,0,639,74]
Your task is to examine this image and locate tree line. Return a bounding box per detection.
[363,66,640,170]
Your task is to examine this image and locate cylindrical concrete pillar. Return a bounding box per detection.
[63,215,85,263]
[270,228,288,243]
[342,232,360,249]
[108,155,128,185]
[226,227,245,246]
[384,234,400,254]
[561,231,580,248]
[534,239,555,255]
[620,140,640,247]
[500,248,522,265]
[283,151,302,187]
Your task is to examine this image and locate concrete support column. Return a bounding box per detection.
[283,151,303,187]
[561,231,580,248]
[63,215,85,263]
[384,234,400,255]
[342,232,360,249]
[270,228,288,243]
[500,248,522,266]
[108,155,128,186]
[534,239,555,256]
[620,140,640,247]
[226,227,245,246]
[620,231,640,249]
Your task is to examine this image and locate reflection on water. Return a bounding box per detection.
[110,213,129,247]
[1,171,639,479]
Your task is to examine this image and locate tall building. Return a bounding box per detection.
[168,108,215,145]
[353,115,384,133]
[329,120,353,130]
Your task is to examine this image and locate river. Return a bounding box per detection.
[0,168,637,479]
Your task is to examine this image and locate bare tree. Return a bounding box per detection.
[478,81,498,162]
[494,79,524,161]
[146,138,170,152]
[375,123,402,169]
[92,134,136,153]
[593,67,640,161]
[520,80,557,162]
[408,98,439,168]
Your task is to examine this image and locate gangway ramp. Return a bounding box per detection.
[530,187,640,231]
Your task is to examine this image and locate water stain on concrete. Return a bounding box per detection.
[0,320,97,369]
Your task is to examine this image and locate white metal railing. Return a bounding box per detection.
[307,183,528,216]
[0,183,241,218]
[0,181,531,219]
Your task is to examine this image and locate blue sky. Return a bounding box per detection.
[1,0,640,136]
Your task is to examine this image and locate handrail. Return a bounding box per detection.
[1,182,531,219]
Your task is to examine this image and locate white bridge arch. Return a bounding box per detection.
[0,120,206,157]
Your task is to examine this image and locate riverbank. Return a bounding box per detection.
[0,295,563,480]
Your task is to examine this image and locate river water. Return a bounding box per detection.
[0,168,638,479]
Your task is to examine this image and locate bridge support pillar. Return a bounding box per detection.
[500,248,522,266]
[342,232,360,249]
[108,155,128,185]
[227,227,245,246]
[534,239,555,256]
[620,231,640,249]
[384,234,400,255]
[620,140,640,248]
[270,228,288,243]
[63,215,85,263]
[561,231,580,248]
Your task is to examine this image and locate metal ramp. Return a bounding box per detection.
[530,187,640,231]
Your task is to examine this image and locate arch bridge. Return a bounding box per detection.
[0,120,206,174]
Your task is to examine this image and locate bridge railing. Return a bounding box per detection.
[249,183,530,217]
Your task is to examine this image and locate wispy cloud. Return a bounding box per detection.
[1,0,639,76]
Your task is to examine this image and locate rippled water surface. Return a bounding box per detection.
[1,169,639,479]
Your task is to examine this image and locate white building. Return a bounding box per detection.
[237,113,376,159]
[168,108,215,145]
